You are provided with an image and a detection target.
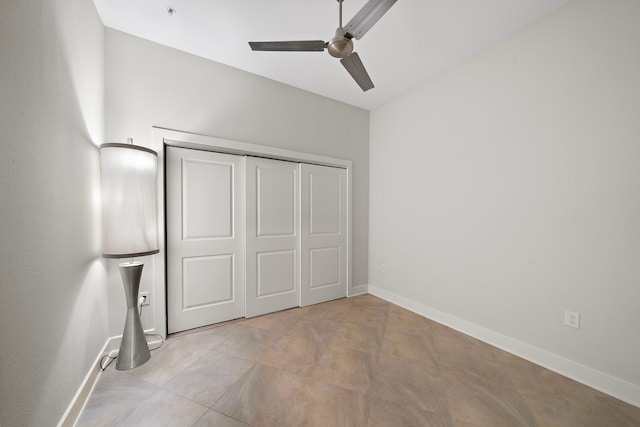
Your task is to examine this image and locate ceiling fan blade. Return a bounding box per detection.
[340,52,374,91]
[249,40,327,52]
[344,0,397,40]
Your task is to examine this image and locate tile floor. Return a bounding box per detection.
[77,294,640,426]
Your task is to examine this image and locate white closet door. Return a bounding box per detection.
[300,163,348,306]
[245,157,299,317]
[166,147,245,333]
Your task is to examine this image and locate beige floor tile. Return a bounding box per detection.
[450,421,483,427]
[497,351,640,426]
[241,315,294,333]
[387,303,419,316]
[381,330,438,365]
[366,395,452,427]
[77,295,639,427]
[351,293,390,308]
[302,303,350,321]
[76,369,157,427]
[258,334,323,377]
[230,324,285,345]
[286,315,343,343]
[319,297,356,312]
[214,364,366,427]
[431,321,498,358]
[263,306,311,323]
[368,354,449,416]
[385,311,432,336]
[162,352,254,407]
[343,306,389,329]
[173,323,242,350]
[217,338,272,362]
[329,321,385,353]
[192,410,249,427]
[444,369,538,427]
[215,325,285,361]
[128,339,210,386]
[590,394,640,426]
[431,323,516,393]
[109,388,208,427]
[436,342,509,389]
[522,394,633,427]
[311,344,377,392]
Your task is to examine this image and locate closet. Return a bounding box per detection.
[166,146,347,333]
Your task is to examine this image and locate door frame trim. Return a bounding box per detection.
[150,127,353,337]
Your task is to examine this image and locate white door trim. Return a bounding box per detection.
[150,127,353,337]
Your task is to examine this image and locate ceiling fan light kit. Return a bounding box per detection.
[248,0,397,92]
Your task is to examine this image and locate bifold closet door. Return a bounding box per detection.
[300,163,348,306]
[245,157,299,318]
[166,147,245,334]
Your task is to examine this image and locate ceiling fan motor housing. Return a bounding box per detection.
[328,28,353,58]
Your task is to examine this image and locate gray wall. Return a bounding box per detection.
[0,1,107,426]
[104,29,370,335]
[370,0,640,397]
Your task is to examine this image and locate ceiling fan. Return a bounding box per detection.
[249,0,397,92]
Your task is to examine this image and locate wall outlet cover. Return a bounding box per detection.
[564,310,580,329]
[140,291,151,306]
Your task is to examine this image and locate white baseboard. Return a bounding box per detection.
[368,285,640,408]
[58,332,165,427]
[348,284,369,297]
[57,339,109,427]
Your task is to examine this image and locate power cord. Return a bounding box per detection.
[99,354,117,371]
[99,294,165,371]
[146,333,164,351]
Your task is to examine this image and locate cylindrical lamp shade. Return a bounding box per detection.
[100,143,159,258]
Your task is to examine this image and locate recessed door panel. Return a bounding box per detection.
[183,255,233,309]
[167,147,244,333]
[301,164,347,306]
[246,157,299,317]
[310,172,341,235]
[309,247,340,289]
[257,167,296,237]
[257,250,296,297]
[182,159,233,240]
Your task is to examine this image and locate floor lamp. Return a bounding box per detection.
[100,140,159,370]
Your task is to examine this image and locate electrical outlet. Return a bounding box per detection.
[564,310,580,329]
[140,291,151,306]
[380,264,386,273]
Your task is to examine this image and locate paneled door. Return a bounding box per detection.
[300,164,348,306]
[245,157,299,317]
[166,147,245,333]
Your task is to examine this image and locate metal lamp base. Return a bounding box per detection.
[116,262,151,370]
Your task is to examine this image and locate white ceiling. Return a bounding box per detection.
[92,0,572,111]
